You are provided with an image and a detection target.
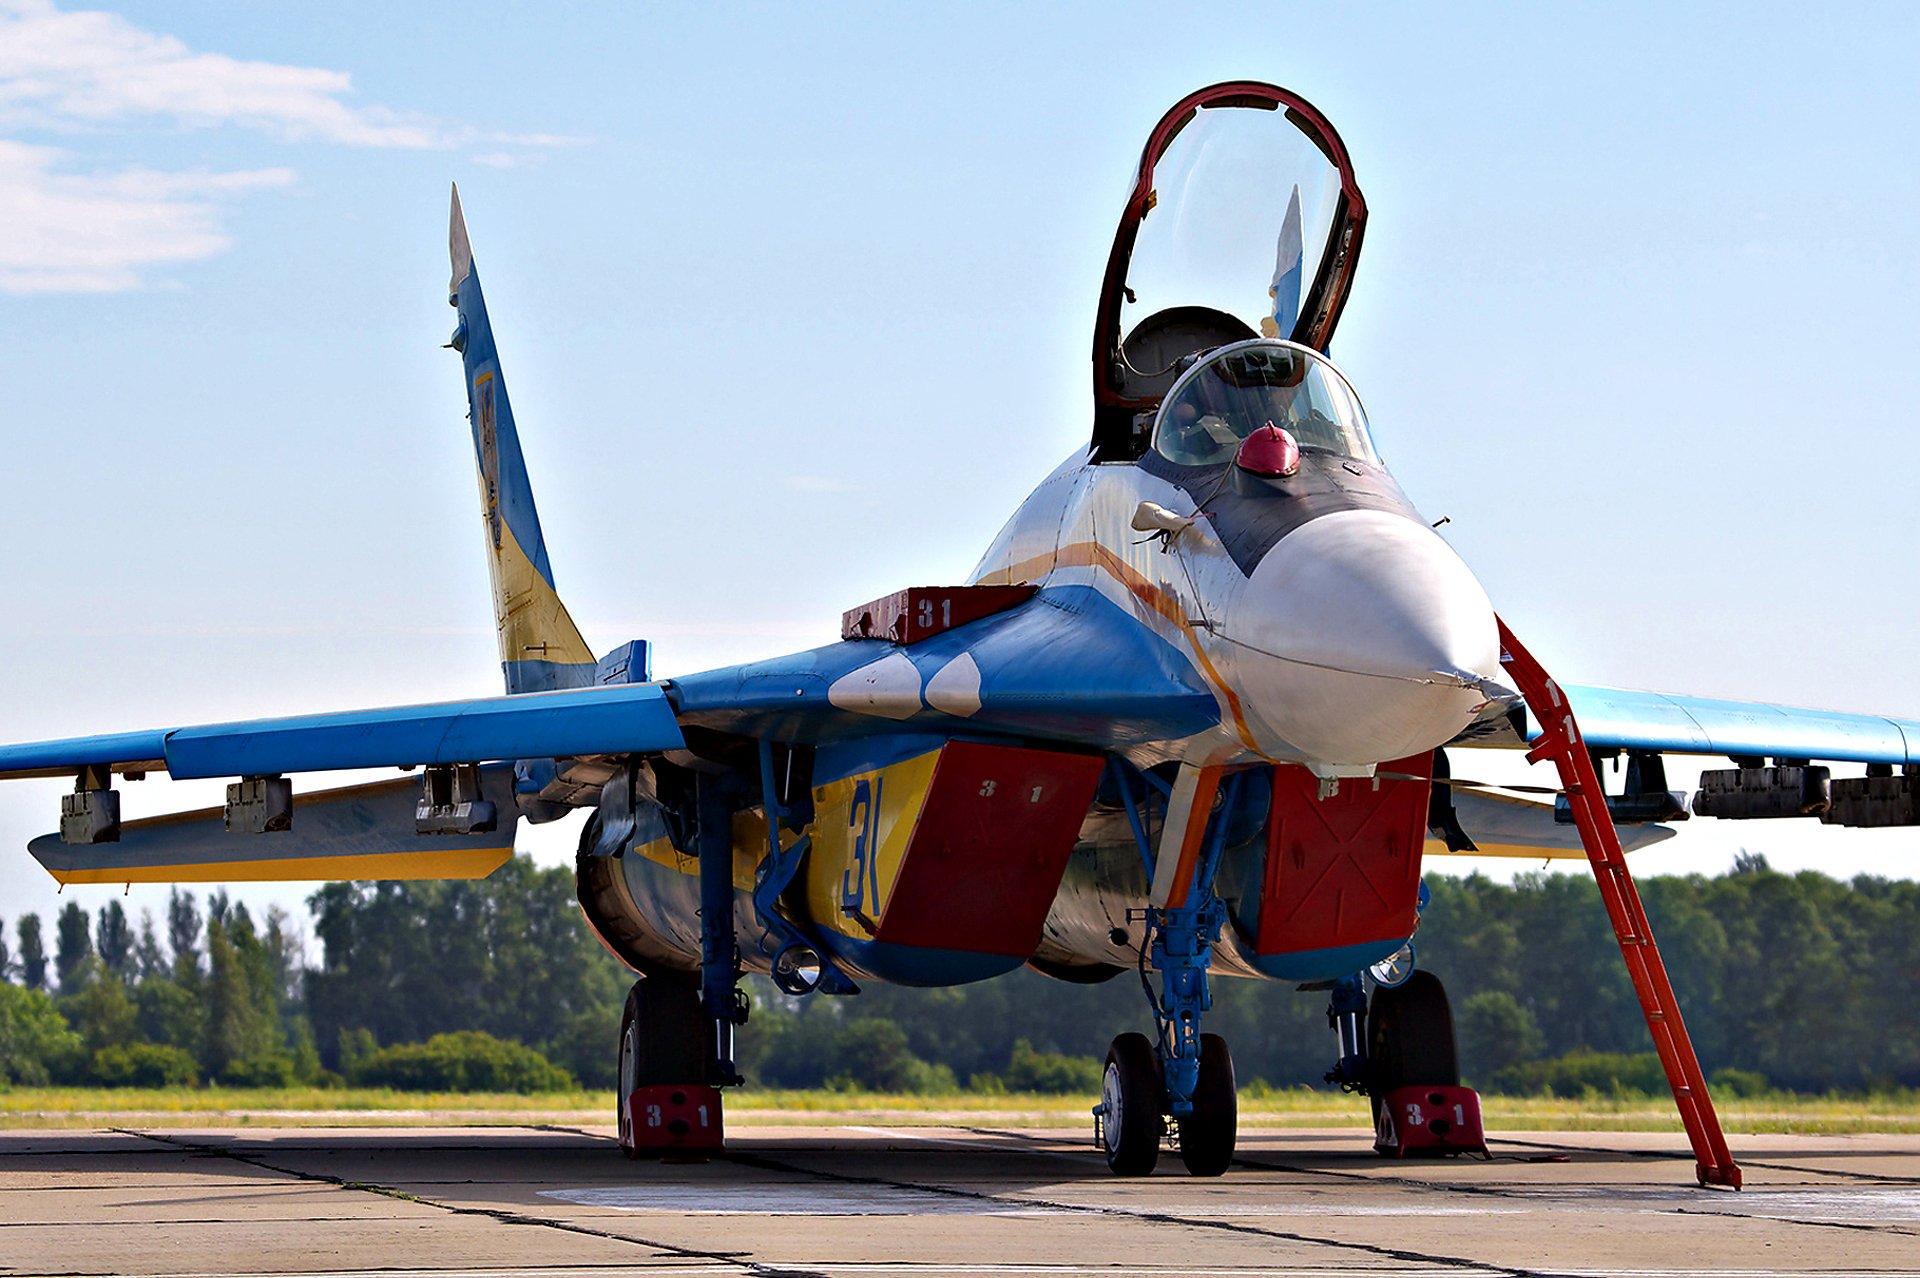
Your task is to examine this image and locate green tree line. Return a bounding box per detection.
[2,854,1915,1094]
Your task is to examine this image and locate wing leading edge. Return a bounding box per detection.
[1557,684,1917,766]
[0,681,686,782]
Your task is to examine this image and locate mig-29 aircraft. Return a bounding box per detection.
[5,82,1916,1186]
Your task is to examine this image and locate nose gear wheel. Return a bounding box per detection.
[1097,1032,1163,1176]
[1176,1033,1237,1176]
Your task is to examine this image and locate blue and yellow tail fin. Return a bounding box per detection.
[447,185,594,693]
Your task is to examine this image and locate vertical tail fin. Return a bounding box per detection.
[447,185,595,693]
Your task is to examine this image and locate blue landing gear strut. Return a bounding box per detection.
[694,775,748,1086]
[1324,973,1370,1091]
[1096,762,1242,1176]
[1147,892,1229,1119]
[750,739,856,998]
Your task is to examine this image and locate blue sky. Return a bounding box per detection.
[2,2,1917,935]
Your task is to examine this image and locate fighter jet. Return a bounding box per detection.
[4,83,1913,1184]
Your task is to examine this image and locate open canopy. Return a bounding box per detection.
[1092,83,1367,459]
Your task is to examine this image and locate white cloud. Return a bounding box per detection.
[0,139,292,293]
[0,0,441,146]
[0,2,580,292]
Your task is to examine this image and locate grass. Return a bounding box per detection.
[4,1085,1918,1134]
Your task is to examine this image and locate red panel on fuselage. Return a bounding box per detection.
[1255,754,1431,957]
[875,741,1104,955]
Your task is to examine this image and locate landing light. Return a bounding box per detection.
[1234,423,1299,477]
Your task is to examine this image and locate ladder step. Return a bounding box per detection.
[1495,617,1741,1189]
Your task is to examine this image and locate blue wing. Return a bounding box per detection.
[0,682,685,781]
[1552,683,1916,765]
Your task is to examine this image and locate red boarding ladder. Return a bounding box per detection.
[1497,619,1742,1189]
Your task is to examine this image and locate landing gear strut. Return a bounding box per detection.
[1095,763,1243,1176]
[614,769,747,1159]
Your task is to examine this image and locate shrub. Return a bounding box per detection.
[1001,1039,1103,1094]
[1709,1066,1773,1098]
[223,1051,298,1088]
[92,1043,199,1088]
[1497,1049,1669,1098]
[1456,991,1546,1084]
[0,982,84,1085]
[820,1018,955,1093]
[349,1030,575,1093]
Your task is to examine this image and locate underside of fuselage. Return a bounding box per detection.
[574,729,1435,992]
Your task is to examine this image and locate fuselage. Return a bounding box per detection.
[973,350,1504,777]
[587,344,1504,993]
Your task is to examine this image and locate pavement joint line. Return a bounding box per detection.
[1671,1206,1920,1237]
[1488,1135,1920,1187]
[958,1122,1543,1197]
[523,1123,615,1141]
[108,1128,832,1278]
[0,1269,1518,1278]
[54,1272,1917,1278]
[722,1148,1557,1278]
[735,1129,1920,1265]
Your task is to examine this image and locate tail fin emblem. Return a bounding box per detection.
[475,371,502,550]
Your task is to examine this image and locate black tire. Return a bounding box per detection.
[617,985,641,1157]
[1177,1033,1237,1176]
[617,972,710,1155]
[1100,1032,1162,1176]
[1366,970,1459,1135]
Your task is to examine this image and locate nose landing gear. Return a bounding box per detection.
[1093,763,1245,1176]
[1095,1030,1238,1177]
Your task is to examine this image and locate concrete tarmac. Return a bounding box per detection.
[3,1123,1918,1277]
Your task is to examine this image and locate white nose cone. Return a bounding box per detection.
[1217,509,1501,765]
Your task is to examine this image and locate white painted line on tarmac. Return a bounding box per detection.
[844,1124,1017,1149]
[542,1183,1063,1215]
[94,1267,1920,1278]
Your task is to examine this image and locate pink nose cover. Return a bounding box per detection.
[1235,424,1300,477]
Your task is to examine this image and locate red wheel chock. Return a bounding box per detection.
[622,1084,725,1158]
[1374,1084,1488,1158]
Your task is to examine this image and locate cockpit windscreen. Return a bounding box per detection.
[1119,104,1346,366]
[1152,340,1375,468]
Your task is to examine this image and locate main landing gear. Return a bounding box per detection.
[615,771,746,1159]
[616,971,725,1157]
[1094,764,1242,1177]
[1326,964,1485,1158]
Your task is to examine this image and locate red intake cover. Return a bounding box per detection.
[875,742,1104,955]
[1255,755,1431,957]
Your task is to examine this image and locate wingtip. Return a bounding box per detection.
[448,183,473,298]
